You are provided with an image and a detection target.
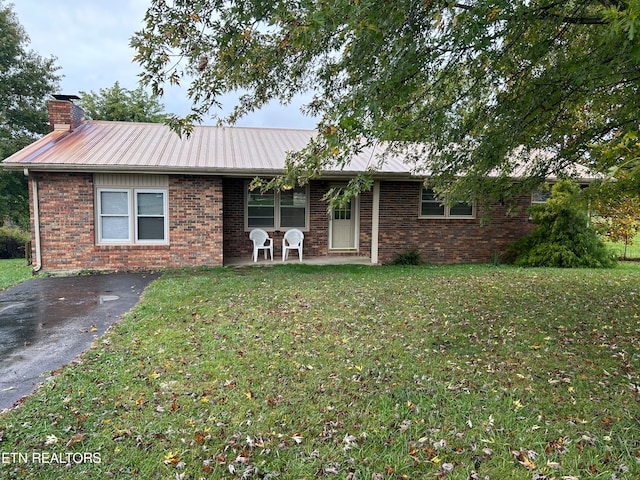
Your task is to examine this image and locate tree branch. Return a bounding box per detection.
[596,0,624,9]
[539,12,607,25]
[454,1,609,26]
[452,3,473,10]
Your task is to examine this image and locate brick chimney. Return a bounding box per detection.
[48,94,85,132]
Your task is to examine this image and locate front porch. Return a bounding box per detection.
[222,178,377,266]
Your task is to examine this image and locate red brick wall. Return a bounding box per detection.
[223,178,530,264]
[222,178,245,258]
[223,178,332,259]
[359,190,373,256]
[48,100,84,131]
[30,173,223,273]
[377,181,532,264]
[30,174,531,272]
[167,175,223,267]
[29,172,94,272]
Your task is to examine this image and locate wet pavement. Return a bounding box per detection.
[0,272,159,412]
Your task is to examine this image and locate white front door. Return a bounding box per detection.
[330,198,357,250]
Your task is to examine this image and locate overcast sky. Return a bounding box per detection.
[11,0,317,129]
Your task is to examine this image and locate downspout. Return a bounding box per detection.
[30,176,42,272]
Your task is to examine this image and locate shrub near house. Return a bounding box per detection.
[505,180,616,268]
[0,227,30,259]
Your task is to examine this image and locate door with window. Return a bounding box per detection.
[330,197,357,250]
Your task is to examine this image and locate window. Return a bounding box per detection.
[334,201,352,220]
[247,185,308,230]
[532,183,589,206]
[420,188,445,217]
[98,188,167,244]
[420,188,474,218]
[136,191,167,240]
[99,190,131,241]
[531,188,551,205]
[247,189,276,228]
[280,188,307,227]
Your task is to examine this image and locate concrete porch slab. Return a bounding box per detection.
[224,255,372,267]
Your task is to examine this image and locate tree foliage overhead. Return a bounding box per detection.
[78,81,167,123]
[0,0,60,228]
[132,0,640,199]
[0,0,60,157]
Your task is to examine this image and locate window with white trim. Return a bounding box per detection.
[419,188,475,218]
[531,188,551,205]
[246,184,308,230]
[97,188,168,244]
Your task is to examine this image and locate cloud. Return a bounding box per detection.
[11,0,317,129]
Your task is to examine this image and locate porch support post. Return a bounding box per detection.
[371,180,380,264]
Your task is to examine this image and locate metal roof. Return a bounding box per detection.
[2,121,412,177]
[2,120,598,182]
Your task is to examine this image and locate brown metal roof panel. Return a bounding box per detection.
[191,128,209,168]
[3,120,410,174]
[234,127,265,169]
[244,127,317,169]
[72,123,126,164]
[240,127,270,169]
[85,123,134,165]
[114,122,174,167]
[206,126,227,169]
[1,129,69,165]
[45,122,131,166]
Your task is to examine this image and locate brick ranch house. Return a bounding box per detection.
[3,97,553,274]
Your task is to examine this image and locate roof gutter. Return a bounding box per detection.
[1,163,417,180]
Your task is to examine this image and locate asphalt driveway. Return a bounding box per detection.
[0,272,159,412]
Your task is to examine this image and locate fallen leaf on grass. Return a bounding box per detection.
[545,437,568,454]
[342,434,357,451]
[163,451,179,464]
[65,432,83,447]
[322,463,340,474]
[512,449,536,470]
[441,463,454,473]
[193,431,206,444]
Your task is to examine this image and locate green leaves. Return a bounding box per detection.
[0,2,61,227]
[0,3,60,148]
[132,1,640,205]
[505,180,617,267]
[77,82,167,123]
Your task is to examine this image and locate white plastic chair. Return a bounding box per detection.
[282,229,304,262]
[249,228,273,262]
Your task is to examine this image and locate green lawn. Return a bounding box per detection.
[1,264,639,479]
[0,258,32,291]
[606,240,640,260]
[603,231,640,260]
